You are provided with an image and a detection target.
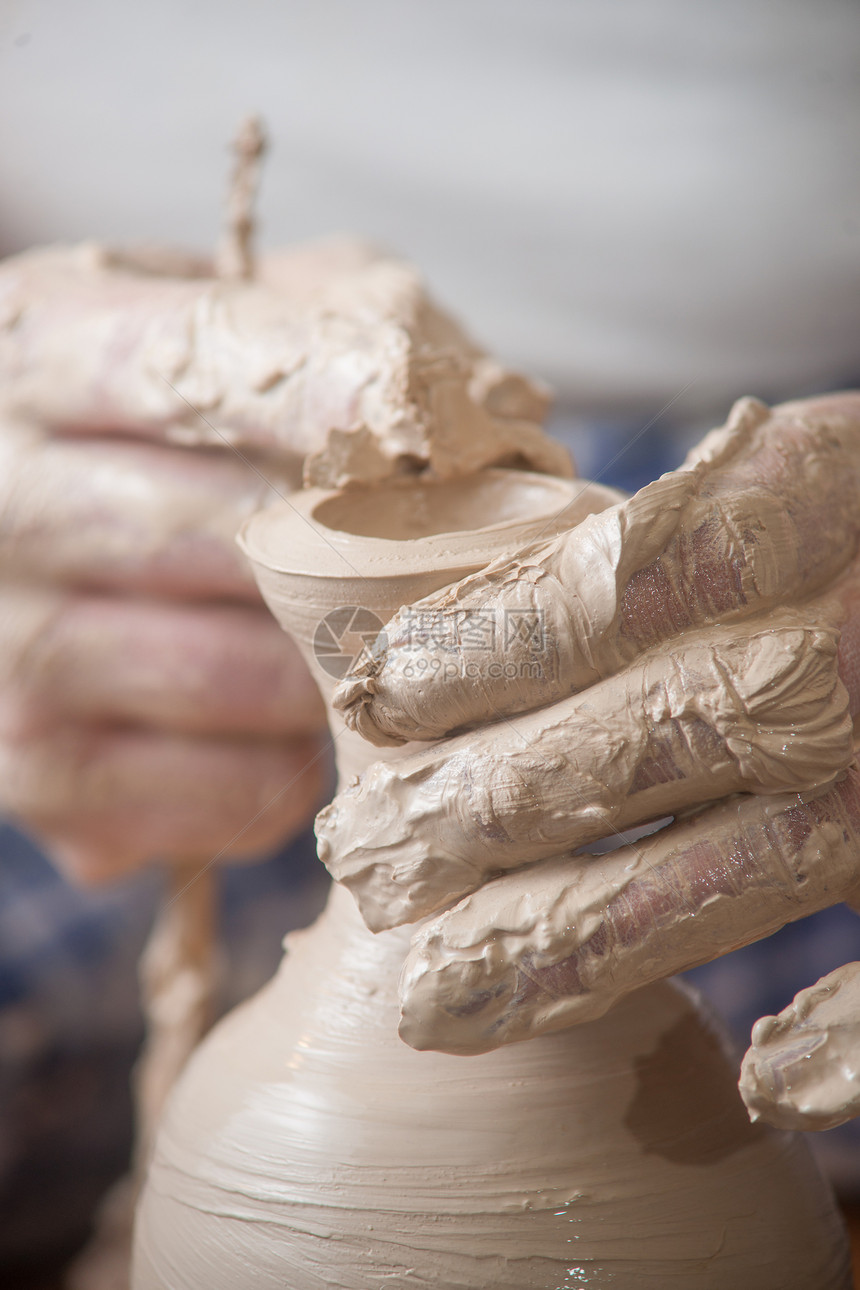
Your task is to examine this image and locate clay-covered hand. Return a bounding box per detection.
[320,391,860,1129]
[0,237,563,884]
[0,238,410,882]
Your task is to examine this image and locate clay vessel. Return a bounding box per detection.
[133,469,850,1289]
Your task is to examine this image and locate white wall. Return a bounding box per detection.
[2,0,859,414]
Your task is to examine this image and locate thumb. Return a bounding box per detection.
[739,961,860,1131]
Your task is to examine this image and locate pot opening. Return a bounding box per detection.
[311,470,569,541]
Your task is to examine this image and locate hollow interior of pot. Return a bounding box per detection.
[311,471,569,541]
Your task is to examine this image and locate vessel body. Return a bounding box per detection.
[133,471,851,1288]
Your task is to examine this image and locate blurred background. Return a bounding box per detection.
[1,0,860,1280]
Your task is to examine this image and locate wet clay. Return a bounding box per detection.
[334,393,860,744]
[133,468,851,1289]
[624,1011,766,1166]
[319,611,853,931]
[0,241,570,490]
[740,960,860,1131]
[133,885,849,1290]
[399,766,860,1055]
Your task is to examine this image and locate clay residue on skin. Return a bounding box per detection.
[318,612,853,931]
[398,763,860,1056]
[740,960,860,1132]
[136,460,852,1290]
[0,240,570,489]
[334,393,860,745]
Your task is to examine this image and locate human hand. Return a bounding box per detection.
[0,242,342,882]
[0,235,564,884]
[319,392,860,1129]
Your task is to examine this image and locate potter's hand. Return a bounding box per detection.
[0,237,561,884]
[321,392,860,1127]
[0,241,396,880]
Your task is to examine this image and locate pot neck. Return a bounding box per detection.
[241,470,619,782]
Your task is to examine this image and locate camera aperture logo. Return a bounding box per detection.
[313,606,386,679]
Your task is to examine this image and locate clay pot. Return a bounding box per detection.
[133,470,850,1288]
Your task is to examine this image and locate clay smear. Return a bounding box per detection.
[398,763,860,1055]
[0,241,570,490]
[317,610,853,931]
[334,393,860,743]
[740,960,860,1131]
[135,457,853,1289]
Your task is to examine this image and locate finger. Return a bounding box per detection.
[397,766,860,1055]
[0,591,325,738]
[336,392,860,745]
[318,612,853,930]
[739,962,860,1132]
[0,725,330,884]
[0,243,308,468]
[0,243,567,482]
[0,430,272,599]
